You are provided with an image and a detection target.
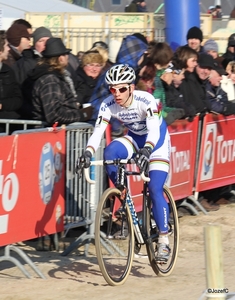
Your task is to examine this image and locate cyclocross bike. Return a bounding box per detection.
[84,158,179,286]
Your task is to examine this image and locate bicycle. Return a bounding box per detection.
[84,158,179,286]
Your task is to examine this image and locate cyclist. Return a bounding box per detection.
[76,64,171,262]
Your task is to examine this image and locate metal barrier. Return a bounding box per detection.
[62,123,106,256]
[0,119,47,135]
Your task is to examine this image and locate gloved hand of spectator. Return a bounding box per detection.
[80,105,93,122]
[134,147,151,174]
[222,102,235,116]
[75,150,92,177]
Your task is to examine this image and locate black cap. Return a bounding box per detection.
[213,61,227,76]
[198,53,215,68]
[41,38,71,58]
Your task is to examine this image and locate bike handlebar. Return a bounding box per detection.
[84,159,150,184]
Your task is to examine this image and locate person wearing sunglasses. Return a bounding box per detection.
[76,64,171,263]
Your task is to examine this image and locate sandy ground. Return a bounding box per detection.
[0,204,235,300]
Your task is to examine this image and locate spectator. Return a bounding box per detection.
[178,52,212,116]
[206,62,235,115]
[76,50,105,105]
[28,38,93,125]
[186,26,204,54]
[5,24,31,67]
[136,61,156,93]
[12,19,33,35]
[137,0,147,12]
[221,61,235,101]
[215,5,222,19]
[77,50,85,65]
[163,46,198,120]
[221,33,235,69]
[12,26,53,86]
[125,0,139,12]
[89,45,110,73]
[0,30,22,131]
[203,39,224,67]
[152,42,185,125]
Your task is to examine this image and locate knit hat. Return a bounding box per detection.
[6,24,31,47]
[33,27,52,45]
[228,33,235,47]
[186,26,203,42]
[82,50,104,67]
[204,39,218,52]
[108,39,121,63]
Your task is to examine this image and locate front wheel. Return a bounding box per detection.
[95,187,134,286]
[145,185,179,276]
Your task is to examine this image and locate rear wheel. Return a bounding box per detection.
[145,185,179,276]
[95,187,134,286]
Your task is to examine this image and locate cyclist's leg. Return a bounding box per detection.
[148,130,171,261]
[103,135,139,184]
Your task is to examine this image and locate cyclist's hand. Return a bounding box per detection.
[75,150,92,177]
[135,147,151,174]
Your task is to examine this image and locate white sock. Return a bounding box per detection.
[158,235,169,245]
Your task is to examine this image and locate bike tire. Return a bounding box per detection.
[145,185,179,276]
[95,187,134,286]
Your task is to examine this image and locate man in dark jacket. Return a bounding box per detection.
[5,24,31,67]
[0,31,22,131]
[28,38,92,126]
[185,26,205,54]
[206,63,235,115]
[179,53,213,115]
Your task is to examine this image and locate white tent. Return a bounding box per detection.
[0,0,93,29]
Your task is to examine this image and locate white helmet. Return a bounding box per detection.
[105,64,136,85]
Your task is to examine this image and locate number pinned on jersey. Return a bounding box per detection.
[146,107,155,119]
[95,116,103,127]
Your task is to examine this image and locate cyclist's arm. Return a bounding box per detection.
[144,97,161,151]
[86,102,112,155]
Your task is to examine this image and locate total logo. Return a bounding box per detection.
[0,160,19,234]
[200,124,217,180]
[39,142,63,205]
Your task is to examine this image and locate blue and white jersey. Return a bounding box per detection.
[87,90,165,154]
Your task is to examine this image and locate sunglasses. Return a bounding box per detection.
[109,86,130,94]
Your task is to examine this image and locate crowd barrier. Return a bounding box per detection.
[1,114,235,260]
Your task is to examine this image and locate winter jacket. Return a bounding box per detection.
[205,81,229,113]
[179,70,211,115]
[12,48,39,85]
[76,67,99,103]
[221,49,235,69]
[28,64,88,125]
[0,63,22,119]
[4,46,22,67]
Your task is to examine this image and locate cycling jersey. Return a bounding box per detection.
[87,90,164,154]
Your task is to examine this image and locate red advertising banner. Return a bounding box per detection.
[166,116,199,200]
[0,130,65,247]
[195,114,235,192]
[126,117,199,211]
